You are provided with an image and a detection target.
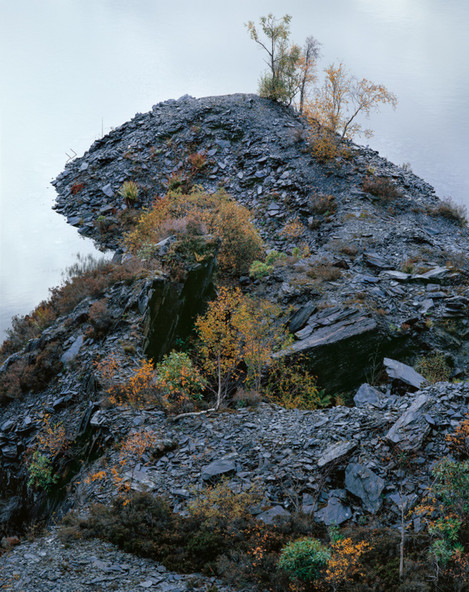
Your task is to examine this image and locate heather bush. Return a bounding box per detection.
[0,255,147,362]
[431,197,467,226]
[416,352,452,384]
[88,298,113,337]
[363,176,402,200]
[309,192,337,215]
[307,261,342,281]
[125,188,263,276]
[0,341,63,404]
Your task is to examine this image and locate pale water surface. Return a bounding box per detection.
[1,0,468,340]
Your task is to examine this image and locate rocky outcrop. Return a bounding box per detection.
[51,93,469,389]
[1,94,469,588]
[142,244,218,360]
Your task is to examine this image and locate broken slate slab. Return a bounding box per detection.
[383,358,425,390]
[315,496,352,525]
[101,183,114,198]
[318,441,357,468]
[257,506,290,525]
[61,334,84,363]
[354,383,381,408]
[289,302,317,333]
[381,270,411,281]
[345,463,385,513]
[288,315,377,353]
[364,252,393,270]
[201,458,236,481]
[385,393,433,451]
[413,266,450,283]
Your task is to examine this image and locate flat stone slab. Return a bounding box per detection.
[201,458,236,481]
[345,462,385,513]
[385,393,433,451]
[354,383,381,408]
[383,358,425,389]
[61,334,84,363]
[318,441,357,468]
[381,270,411,281]
[257,506,290,525]
[315,496,352,525]
[288,315,377,353]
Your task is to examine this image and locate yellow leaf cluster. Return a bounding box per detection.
[325,537,371,589]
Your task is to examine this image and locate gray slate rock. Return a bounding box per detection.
[315,496,352,525]
[354,383,381,407]
[385,393,432,450]
[345,462,385,513]
[201,458,236,481]
[383,358,425,389]
[257,506,290,524]
[61,334,84,363]
[318,441,356,468]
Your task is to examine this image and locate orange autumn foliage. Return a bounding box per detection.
[95,355,157,408]
[325,537,371,591]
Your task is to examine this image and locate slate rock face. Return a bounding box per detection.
[143,238,218,361]
[345,463,385,513]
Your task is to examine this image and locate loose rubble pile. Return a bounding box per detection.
[1,93,468,589]
[0,532,238,592]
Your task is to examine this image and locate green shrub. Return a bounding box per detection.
[27,451,58,491]
[156,351,206,407]
[118,180,139,205]
[265,250,286,265]
[249,260,273,279]
[278,537,331,582]
[265,358,331,410]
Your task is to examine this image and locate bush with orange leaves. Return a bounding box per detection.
[85,429,159,503]
[125,188,263,276]
[95,355,158,408]
[446,415,469,459]
[325,534,371,591]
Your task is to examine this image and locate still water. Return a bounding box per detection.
[1,0,468,340]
